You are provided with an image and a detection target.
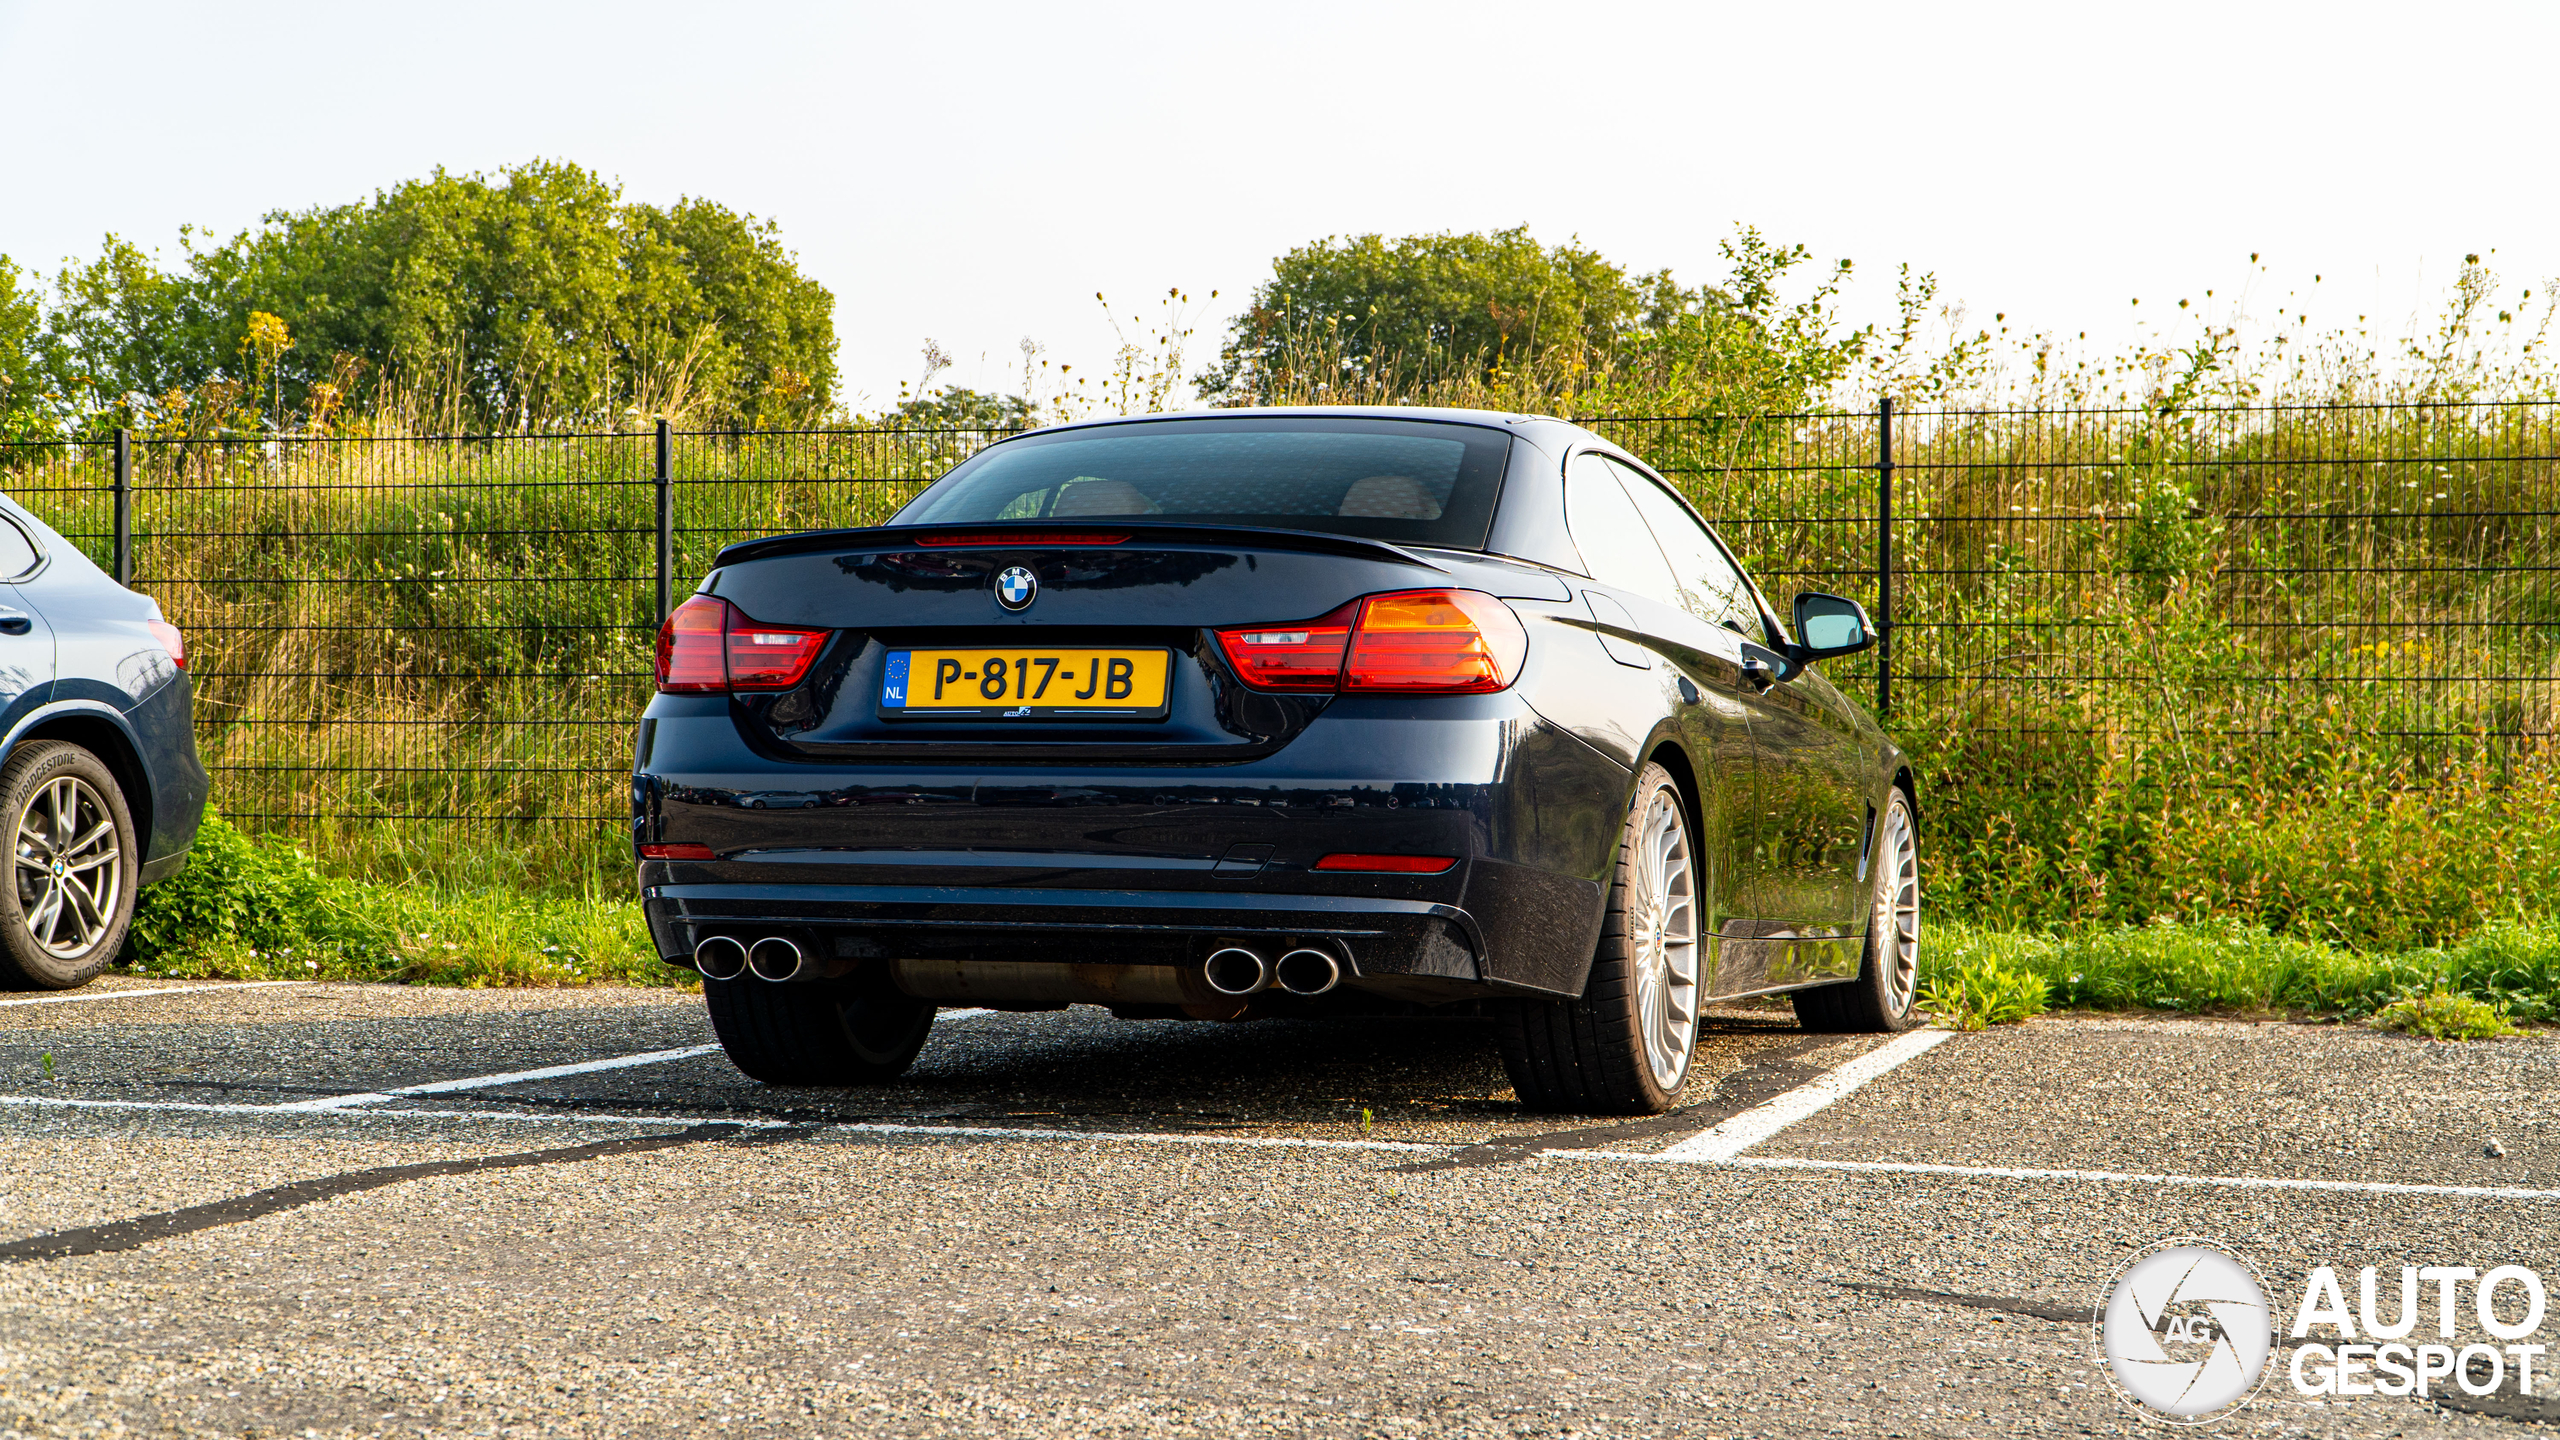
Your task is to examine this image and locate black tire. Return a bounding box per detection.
[702,974,938,1085]
[1496,762,1705,1116]
[0,741,140,991]
[1794,786,1922,1033]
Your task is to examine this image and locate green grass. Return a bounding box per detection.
[106,815,2559,1032]
[1926,916,2560,1028]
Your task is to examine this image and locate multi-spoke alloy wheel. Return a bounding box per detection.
[0,741,138,990]
[1876,793,1920,1013]
[1794,786,1924,1033]
[1628,787,1701,1092]
[15,774,121,959]
[1494,762,1708,1114]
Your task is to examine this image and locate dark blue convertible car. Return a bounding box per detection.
[0,495,207,990]
[633,408,1918,1113]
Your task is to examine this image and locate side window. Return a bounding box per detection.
[0,518,38,580]
[1610,459,1761,637]
[1563,453,1680,607]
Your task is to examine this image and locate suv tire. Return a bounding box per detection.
[0,741,140,991]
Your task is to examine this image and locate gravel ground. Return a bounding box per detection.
[1,980,2553,1437]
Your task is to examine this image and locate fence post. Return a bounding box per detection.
[112,428,133,586]
[654,419,673,622]
[1875,396,1893,719]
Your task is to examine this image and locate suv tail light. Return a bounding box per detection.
[655,596,830,694]
[146,620,186,669]
[1216,589,1525,695]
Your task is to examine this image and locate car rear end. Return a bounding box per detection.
[633,413,1615,1037]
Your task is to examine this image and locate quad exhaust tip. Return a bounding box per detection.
[1202,947,1272,996]
[694,934,748,981]
[746,936,808,983]
[1274,947,1342,996]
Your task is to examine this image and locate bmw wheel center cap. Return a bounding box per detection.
[995,566,1038,610]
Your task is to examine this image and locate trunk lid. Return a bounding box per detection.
[703,522,1567,763]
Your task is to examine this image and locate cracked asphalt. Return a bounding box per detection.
[2,976,2555,1437]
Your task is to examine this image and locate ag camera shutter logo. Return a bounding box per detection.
[2098,1239,2273,1423]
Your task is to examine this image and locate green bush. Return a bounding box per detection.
[122,809,677,988]
[1916,957,2050,1029]
[2368,992,2515,1040]
[127,810,392,972]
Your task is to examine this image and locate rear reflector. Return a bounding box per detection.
[1218,589,1524,695]
[145,619,186,669]
[655,596,831,694]
[910,531,1130,547]
[639,842,716,860]
[1315,853,1459,874]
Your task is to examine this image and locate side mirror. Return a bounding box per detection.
[1791,592,1875,663]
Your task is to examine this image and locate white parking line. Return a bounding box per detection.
[1660,1028,1954,1160]
[11,1092,2560,1200]
[0,1094,795,1127]
[1550,1150,2560,1201]
[0,982,302,1009]
[270,1044,727,1111]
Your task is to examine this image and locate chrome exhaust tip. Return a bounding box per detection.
[694,934,749,981]
[747,936,807,983]
[1274,947,1343,996]
[1202,947,1271,996]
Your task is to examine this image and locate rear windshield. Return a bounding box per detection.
[890,416,1511,548]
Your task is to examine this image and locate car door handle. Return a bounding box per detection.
[1738,641,1787,691]
[0,610,30,636]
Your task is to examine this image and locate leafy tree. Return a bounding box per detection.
[34,237,209,422]
[0,257,46,437]
[33,160,837,433]
[1201,224,1972,416]
[1197,226,1673,400]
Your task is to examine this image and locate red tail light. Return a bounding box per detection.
[1218,589,1523,695]
[654,596,830,694]
[146,620,186,669]
[1216,602,1355,690]
[727,620,830,688]
[639,842,716,860]
[1344,590,1526,694]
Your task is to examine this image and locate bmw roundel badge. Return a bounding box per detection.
[995,565,1038,611]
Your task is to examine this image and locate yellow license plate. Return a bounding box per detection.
[881,648,1172,717]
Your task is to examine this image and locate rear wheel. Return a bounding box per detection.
[703,975,938,1085]
[1794,786,1921,1033]
[1496,762,1703,1115]
[0,741,139,991]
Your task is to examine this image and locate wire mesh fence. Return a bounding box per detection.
[0,400,2553,882]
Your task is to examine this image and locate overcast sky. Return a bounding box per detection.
[4,0,2553,409]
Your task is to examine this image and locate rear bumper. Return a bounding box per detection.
[644,881,1512,1003]
[635,696,1631,997]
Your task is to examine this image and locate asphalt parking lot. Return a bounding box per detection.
[2,978,2555,1438]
